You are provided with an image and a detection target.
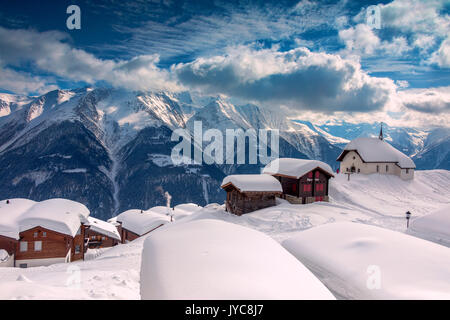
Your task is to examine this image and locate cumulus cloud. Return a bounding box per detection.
[0,65,58,95]
[338,23,410,57]
[173,45,396,113]
[0,27,179,94]
[430,38,450,68]
[339,24,381,55]
[348,0,449,67]
[399,87,450,114]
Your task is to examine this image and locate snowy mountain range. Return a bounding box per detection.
[0,88,448,219]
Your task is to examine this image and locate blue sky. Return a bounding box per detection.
[0,0,449,127]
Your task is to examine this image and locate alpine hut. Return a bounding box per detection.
[221,174,283,215]
[262,158,334,204]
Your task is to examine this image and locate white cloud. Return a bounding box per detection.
[174,45,397,113]
[338,24,411,57]
[348,0,449,68]
[430,38,450,68]
[339,24,381,55]
[0,65,58,95]
[0,27,179,94]
[399,86,450,114]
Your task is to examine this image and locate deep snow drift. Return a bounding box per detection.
[407,205,450,247]
[0,170,449,299]
[140,219,335,300]
[283,222,450,299]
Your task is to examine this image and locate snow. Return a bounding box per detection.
[62,168,87,174]
[140,219,335,299]
[116,209,171,236]
[0,249,9,262]
[0,198,89,239]
[282,222,450,299]
[339,137,415,168]
[221,174,282,192]
[0,170,448,299]
[0,238,143,299]
[18,199,90,237]
[0,199,37,239]
[173,203,203,219]
[407,205,450,247]
[263,158,334,178]
[87,217,121,241]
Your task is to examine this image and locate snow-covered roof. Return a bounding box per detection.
[116,209,170,236]
[140,219,335,299]
[283,222,450,299]
[0,199,37,239]
[18,199,90,237]
[408,206,450,246]
[221,174,283,192]
[87,216,121,241]
[262,158,334,179]
[337,137,415,168]
[0,198,89,239]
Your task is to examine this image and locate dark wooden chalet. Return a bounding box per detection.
[263,158,334,204]
[86,217,121,249]
[221,174,283,215]
[115,209,170,243]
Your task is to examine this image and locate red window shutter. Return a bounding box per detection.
[308,172,313,178]
[293,184,297,192]
[315,171,320,178]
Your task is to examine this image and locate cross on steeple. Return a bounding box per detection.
[379,123,384,140]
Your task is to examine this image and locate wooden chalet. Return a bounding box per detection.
[221,174,283,215]
[263,158,334,204]
[86,216,121,249]
[115,209,171,243]
[0,198,90,268]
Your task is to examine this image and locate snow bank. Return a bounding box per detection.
[282,222,450,299]
[88,216,121,241]
[221,174,282,192]
[408,205,450,247]
[116,209,170,236]
[263,158,334,178]
[338,137,415,168]
[172,203,203,220]
[140,219,335,300]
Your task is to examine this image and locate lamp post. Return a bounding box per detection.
[406,211,412,228]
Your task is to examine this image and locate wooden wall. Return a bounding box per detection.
[275,168,332,204]
[0,235,17,256]
[225,187,279,215]
[86,229,119,248]
[15,226,71,261]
